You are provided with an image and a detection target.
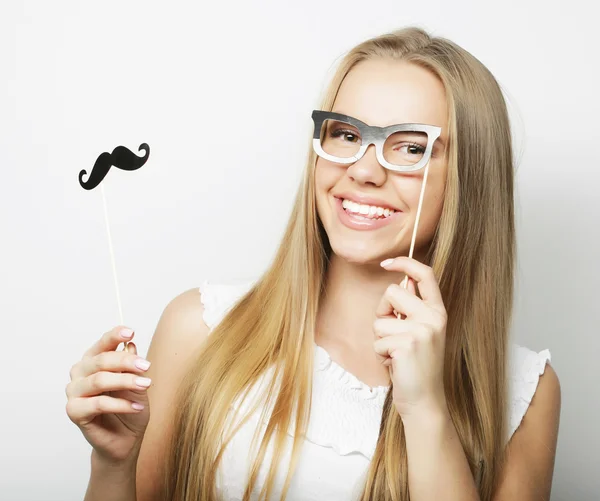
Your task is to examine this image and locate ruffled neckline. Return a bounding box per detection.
[203,281,554,460]
[313,342,390,400]
[227,342,389,460]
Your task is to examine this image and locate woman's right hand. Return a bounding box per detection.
[66,326,152,465]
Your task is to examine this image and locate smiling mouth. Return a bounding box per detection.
[332,196,403,231]
[337,196,398,220]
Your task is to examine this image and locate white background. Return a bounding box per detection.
[1,1,598,499]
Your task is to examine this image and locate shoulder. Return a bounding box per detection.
[507,343,557,440]
[159,287,211,340]
[198,278,258,331]
[508,343,560,431]
[494,344,561,499]
[140,287,212,378]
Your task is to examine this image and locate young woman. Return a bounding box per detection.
[66,26,561,501]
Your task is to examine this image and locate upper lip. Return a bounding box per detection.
[334,192,402,211]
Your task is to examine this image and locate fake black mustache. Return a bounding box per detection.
[79,143,150,190]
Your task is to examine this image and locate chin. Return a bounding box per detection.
[327,238,387,266]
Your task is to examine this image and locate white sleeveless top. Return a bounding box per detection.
[199,279,552,501]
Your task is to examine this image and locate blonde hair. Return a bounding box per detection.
[161,26,514,501]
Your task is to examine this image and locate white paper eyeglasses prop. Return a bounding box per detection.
[78,143,150,349]
[311,110,443,310]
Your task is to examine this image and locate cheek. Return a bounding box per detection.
[314,160,332,219]
[397,172,446,223]
[422,180,446,234]
[315,159,343,195]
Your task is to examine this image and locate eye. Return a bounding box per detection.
[397,142,426,155]
[330,128,360,143]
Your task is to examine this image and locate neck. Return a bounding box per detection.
[316,252,414,351]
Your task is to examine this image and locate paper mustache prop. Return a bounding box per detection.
[79,143,150,348]
[79,143,150,190]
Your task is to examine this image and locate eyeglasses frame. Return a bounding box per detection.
[311,110,442,173]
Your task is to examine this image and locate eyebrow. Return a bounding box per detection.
[330,110,448,151]
[335,111,444,132]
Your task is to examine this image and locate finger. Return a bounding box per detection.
[381,257,444,312]
[375,283,427,319]
[398,277,417,319]
[373,317,423,339]
[373,335,414,363]
[67,371,152,399]
[75,350,150,379]
[66,395,145,426]
[373,336,394,364]
[83,326,135,359]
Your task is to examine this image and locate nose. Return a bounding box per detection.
[345,143,387,186]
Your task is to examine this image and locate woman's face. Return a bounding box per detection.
[315,58,450,265]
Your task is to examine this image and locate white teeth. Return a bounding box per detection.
[341,198,395,217]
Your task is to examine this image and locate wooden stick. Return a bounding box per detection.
[100,183,126,348]
[397,159,431,318]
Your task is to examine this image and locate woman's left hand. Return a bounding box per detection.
[374,256,449,421]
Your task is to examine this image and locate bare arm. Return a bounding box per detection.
[84,451,138,501]
[402,403,480,501]
[403,364,561,501]
[136,287,211,501]
[493,364,561,500]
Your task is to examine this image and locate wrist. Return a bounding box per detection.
[398,399,451,430]
[91,449,138,478]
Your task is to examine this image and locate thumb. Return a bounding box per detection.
[124,342,151,411]
[126,342,138,356]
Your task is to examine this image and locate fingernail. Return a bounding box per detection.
[380,259,394,267]
[135,377,152,388]
[120,328,134,339]
[135,358,151,371]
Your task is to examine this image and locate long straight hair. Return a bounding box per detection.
[161,26,515,501]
